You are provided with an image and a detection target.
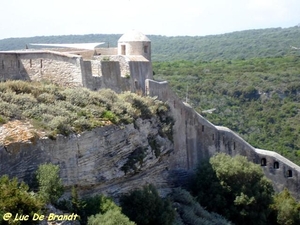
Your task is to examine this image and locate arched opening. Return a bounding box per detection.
[273,161,279,169]
[261,158,267,166]
[287,170,293,177]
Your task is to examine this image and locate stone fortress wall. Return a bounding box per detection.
[0,30,299,198]
[0,50,152,93]
[146,79,300,198]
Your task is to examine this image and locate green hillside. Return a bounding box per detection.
[1,27,300,61]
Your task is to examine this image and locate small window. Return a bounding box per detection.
[287,170,293,177]
[212,134,215,141]
[134,79,138,89]
[261,158,267,166]
[121,45,126,55]
[1,60,4,69]
[233,142,236,150]
[202,125,204,132]
[40,59,43,68]
[30,59,32,68]
[222,135,225,143]
[144,45,148,54]
[274,161,279,169]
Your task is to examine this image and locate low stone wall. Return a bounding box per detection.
[96,48,118,55]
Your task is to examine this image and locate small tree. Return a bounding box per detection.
[88,209,136,225]
[0,175,43,225]
[120,184,175,225]
[87,195,135,225]
[36,163,64,204]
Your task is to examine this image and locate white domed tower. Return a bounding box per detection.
[118,30,151,60]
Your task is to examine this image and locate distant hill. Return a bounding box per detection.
[1,26,300,61]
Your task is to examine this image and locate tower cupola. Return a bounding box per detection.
[118,30,151,60]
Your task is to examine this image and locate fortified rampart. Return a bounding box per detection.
[145,79,300,198]
[0,51,152,93]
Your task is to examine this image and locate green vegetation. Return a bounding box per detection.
[88,210,136,225]
[150,27,300,61]
[36,163,63,204]
[270,188,300,225]
[193,153,274,225]
[0,80,171,138]
[1,27,300,61]
[171,188,232,225]
[87,196,135,225]
[153,56,300,165]
[0,175,44,225]
[2,156,300,225]
[121,147,147,175]
[191,153,300,225]
[120,184,175,225]
[58,192,135,225]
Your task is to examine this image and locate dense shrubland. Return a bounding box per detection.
[0,80,171,138]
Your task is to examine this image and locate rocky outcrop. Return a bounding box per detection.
[0,117,174,197]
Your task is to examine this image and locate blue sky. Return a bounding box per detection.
[0,0,299,40]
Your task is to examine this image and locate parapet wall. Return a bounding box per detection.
[146,78,300,199]
[96,48,118,55]
[83,55,153,93]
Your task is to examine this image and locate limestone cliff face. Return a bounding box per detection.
[0,117,174,197]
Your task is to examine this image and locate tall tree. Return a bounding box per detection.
[194,153,274,225]
[36,163,64,204]
[120,184,175,225]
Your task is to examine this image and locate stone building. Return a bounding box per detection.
[0,30,153,93]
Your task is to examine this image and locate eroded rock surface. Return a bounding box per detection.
[0,117,174,197]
